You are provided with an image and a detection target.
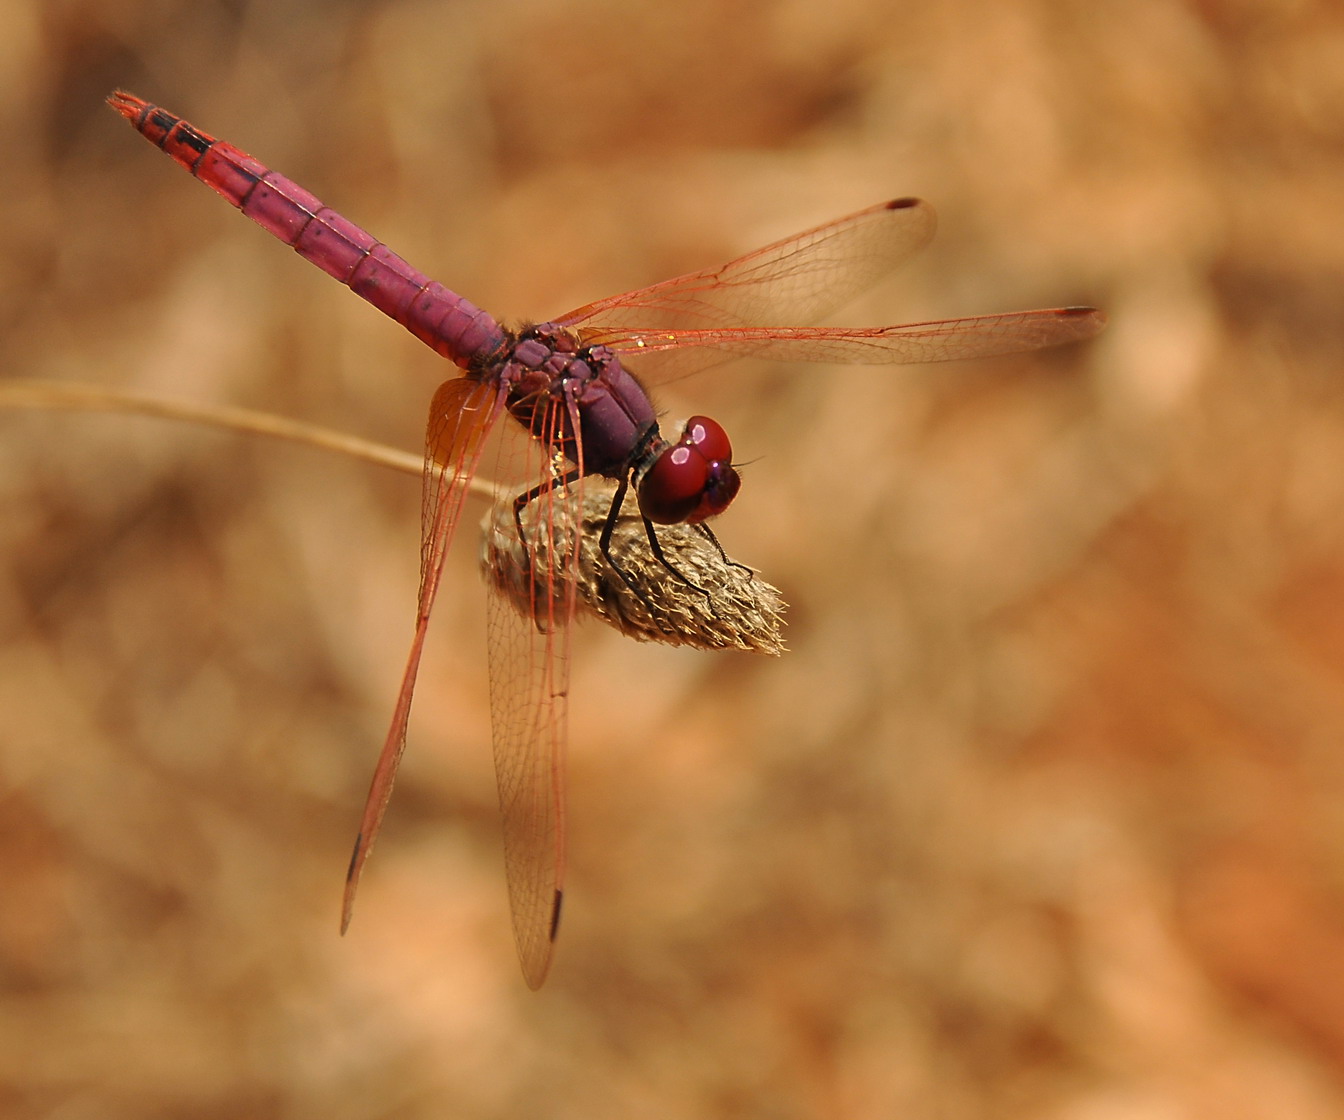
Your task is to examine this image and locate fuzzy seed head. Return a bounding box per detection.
[480,483,786,654]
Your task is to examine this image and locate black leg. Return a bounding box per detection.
[597,476,672,610]
[512,464,584,569]
[642,516,711,599]
[597,476,710,623]
[693,523,753,577]
[596,472,633,582]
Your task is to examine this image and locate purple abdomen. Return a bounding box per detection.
[109,92,507,369]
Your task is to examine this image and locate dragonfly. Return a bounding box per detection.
[108,91,1104,988]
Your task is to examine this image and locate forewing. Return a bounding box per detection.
[480,393,582,989]
[598,307,1106,374]
[554,198,936,337]
[341,375,504,934]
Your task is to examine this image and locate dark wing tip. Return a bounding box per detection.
[549,889,564,941]
[338,833,365,935]
[345,833,364,883]
[1059,306,1108,333]
[887,197,923,210]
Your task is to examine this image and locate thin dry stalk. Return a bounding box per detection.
[0,379,786,651]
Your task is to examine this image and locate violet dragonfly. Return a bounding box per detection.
[108,91,1104,987]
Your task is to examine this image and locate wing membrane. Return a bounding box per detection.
[554,198,936,335]
[598,307,1106,372]
[342,376,504,934]
[479,393,583,988]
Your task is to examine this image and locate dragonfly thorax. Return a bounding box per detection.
[500,325,660,479]
[499,327,740,525]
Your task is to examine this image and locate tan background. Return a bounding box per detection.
[2,1,1342,1116]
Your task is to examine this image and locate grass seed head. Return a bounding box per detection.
[480,483,786,655]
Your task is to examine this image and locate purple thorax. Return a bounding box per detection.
[494,323,661,479]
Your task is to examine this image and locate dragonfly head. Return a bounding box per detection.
[637,416,741,525]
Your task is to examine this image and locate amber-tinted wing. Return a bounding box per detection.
[552,198,1103,381]
[341,375,505,934]
[555,198,936,338]
[596,307,1105,371]
[478,391,586,988]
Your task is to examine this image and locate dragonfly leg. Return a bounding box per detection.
[693,523,753,578]
[639,515,712,600]
[598,474,714,602]
[596,474,651,595]
[594,477,707,624]
[512,465,584,574]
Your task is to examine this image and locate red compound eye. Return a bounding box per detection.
[637,416,741,525]
[684,416,733,462]
[638,445,705,524]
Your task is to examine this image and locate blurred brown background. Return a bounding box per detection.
[2,0,1342,1116]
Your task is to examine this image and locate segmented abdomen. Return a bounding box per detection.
[108,92,506,368]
